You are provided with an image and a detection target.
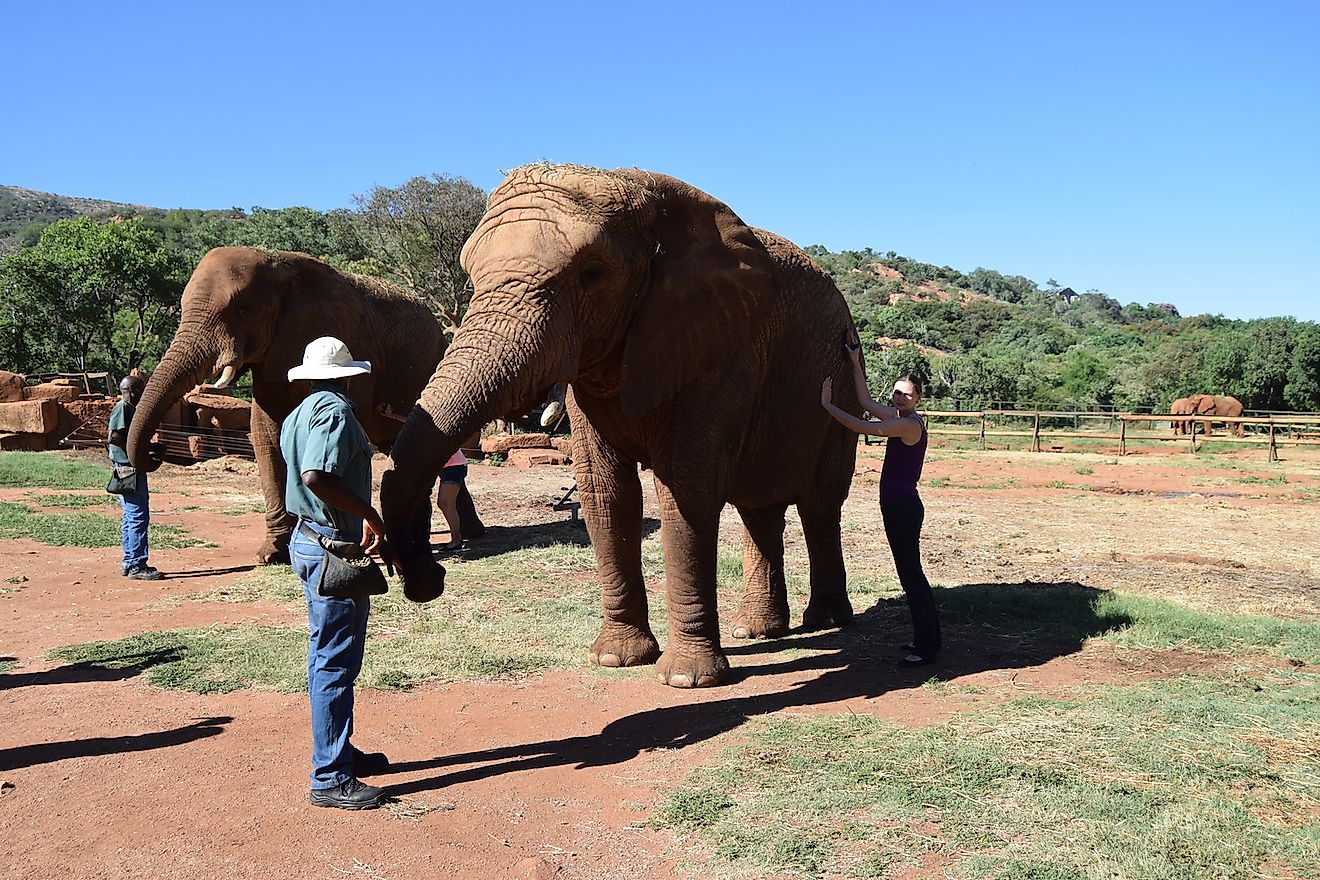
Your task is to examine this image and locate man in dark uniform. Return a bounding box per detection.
[281,337,393,810]
[108,374,164,580]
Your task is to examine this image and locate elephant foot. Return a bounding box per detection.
[589,624,661,668]
[802,596,853,631]
[729,605,790,640]
[401,552,446,603]
[656,645,730,688]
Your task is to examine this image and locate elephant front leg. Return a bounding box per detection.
[730,504,790,639]
[250,404,293,564]
[575,432,660,669]
[798,500,853,631]
[653,481,729,688]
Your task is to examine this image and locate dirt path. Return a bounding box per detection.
[2,446,1317,878]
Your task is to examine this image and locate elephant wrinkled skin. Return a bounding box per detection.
[381,164,862,688]
[127,247,480,563]
[1170,393,1244,436]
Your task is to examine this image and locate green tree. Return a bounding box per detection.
[351,174,488,331]
[1284,323,1320,411]
[0,217,184,375]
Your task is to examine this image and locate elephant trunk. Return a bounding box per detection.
[382,303,569,600]
[126,319,232,468]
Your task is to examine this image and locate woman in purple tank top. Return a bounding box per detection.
[821,332,941,668]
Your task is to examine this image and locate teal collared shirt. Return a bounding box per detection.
[107,400,132,466]
[280,382,373,536]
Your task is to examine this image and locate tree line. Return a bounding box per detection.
[2,179,1316,413]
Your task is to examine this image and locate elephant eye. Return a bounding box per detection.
[579,261,609,292]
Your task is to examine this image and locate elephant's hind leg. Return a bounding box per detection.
[575,428,660,669]
[799,500,853,631]
[730,504,790,639]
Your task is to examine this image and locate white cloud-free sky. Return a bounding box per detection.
[5,0,1317,320]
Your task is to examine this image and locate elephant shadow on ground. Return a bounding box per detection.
[434,517,661,561]
[384,581,1133,797]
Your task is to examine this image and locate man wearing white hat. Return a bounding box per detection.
[280,336,392,810]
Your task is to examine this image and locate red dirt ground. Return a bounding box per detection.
[2,443,1317,879]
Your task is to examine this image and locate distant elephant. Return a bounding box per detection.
[382,164,861,688]
[1206,394,1245,435]
[1169,396,1195,435]
[127,247,483,563]
[1181,393,1245,437]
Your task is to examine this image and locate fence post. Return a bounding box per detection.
[1268,421,1278,462]
[1119,417,1127,456]
[979,412,986,450]
[1032,413,1041,452]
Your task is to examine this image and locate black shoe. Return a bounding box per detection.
[354,749,390,776]
[309,778,384,810]
[125,565,165,581]
[898,652,938,668]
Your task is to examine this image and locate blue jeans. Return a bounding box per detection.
[292,519,370,790]
[119,472,149,569]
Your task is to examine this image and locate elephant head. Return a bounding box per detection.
[126,247,375,469]
[382,164,777,597]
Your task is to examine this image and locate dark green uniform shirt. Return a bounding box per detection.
[107,400,132,466]
[279,382,373,536]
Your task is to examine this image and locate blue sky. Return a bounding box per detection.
[5,1,1317,321]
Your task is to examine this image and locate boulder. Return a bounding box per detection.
[507,448,571,468]
[551,437,573,455]
[24,383,80,403]
[62,398,118,444]
[0,371,25,403]
[480,432,552,454]
[0,399,58,434]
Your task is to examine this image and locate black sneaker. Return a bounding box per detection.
[309,778,384,810]
[353,749,390,776]
[897,652,938,668]
[125,565,165,581]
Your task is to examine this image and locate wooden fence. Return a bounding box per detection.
[900,409,1320,461]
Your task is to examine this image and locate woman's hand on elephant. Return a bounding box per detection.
[821,377,834,407]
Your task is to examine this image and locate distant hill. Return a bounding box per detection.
[0,185,147,255]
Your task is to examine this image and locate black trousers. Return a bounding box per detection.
[881,495,941,656]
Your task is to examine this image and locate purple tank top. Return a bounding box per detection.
[880,415,927,506]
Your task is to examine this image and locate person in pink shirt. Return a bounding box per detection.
[436,448,469,552]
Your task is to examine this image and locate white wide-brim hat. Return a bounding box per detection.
[287,336,373,381]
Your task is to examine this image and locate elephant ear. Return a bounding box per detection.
[260,253,368,385]
[618,175,776,419]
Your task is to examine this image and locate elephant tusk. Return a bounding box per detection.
[213,364,237,389]
[540,401,565,427]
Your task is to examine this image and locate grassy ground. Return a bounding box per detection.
[0,451,108,489]
[20,448,1319,878]
[655,668,1317,879]
[0,500,210,549]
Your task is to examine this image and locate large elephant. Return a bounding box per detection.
[1178,393,1245,436]
[1208,394,1245,435]
[381,164,862,688]
[127,247,482,563]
